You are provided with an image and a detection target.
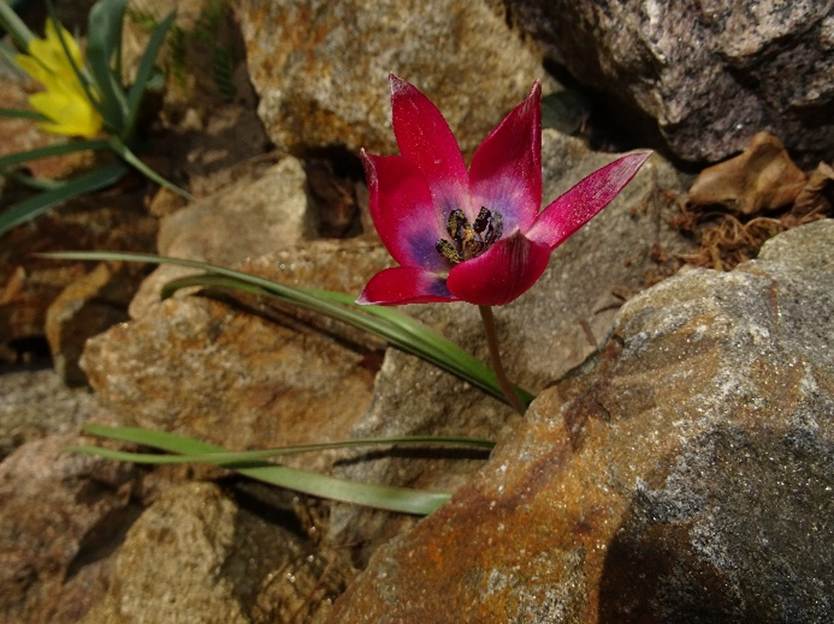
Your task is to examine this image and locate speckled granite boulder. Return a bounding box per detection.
[511,0,834,164]
[327,219,834,623]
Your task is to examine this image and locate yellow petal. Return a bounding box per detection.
[15,53,51,85]
[43,19,83,69]
[29,89,102,138]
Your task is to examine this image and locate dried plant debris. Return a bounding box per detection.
[674,132,832,271]
[688,132,807,215]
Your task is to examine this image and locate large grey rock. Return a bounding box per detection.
[327,219,834,623]
[237,0,546,155]
[327,130,694,556]
[511,0,834,164]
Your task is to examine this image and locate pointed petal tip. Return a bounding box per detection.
[388,73,409,94]
[526,149,655,250]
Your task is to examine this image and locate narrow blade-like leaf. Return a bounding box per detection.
[124,11,175,138]
[76,424,452,514]
[0,161,126,236]
[0,139,109,171]
[36,251,534,407]
[108,137,193,200]
[84,0,129,129]
[0,0,34,49]
[166,272,534,406]
[75,423,493,464]
[0,108,49,121]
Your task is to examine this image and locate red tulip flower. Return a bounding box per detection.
[357,75,651,307]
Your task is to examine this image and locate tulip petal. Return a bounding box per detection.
[357,267,456,306]
[362,151,448,272]
[527,151,652,249]
[446,232,550,306]
[469,82,542,235]
[389,75,469,213]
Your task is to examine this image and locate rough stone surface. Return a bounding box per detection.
[0,369,104,460]
[130,156,313,318]
[82,482,355,624]
[0,435,142,624]
[328,219,834,623]
[83,238,391,465]
[82,294,376,459]
[0,186,157,355]
[511,0,834,164]
[45,262,147,385]
[237,0,546,155]
[327,130,693,555]
[161,157,313,263]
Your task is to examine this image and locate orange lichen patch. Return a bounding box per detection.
[675,133,833,271]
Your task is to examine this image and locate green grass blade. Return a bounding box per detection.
[108,137,193,200]
[0,108,49,121]
[309,288,534,405]
[166,273,534,406]
[0,40,25,75]
[85,0,129,129]
[76,424,452,514]
[124,11,174,138]
[0,0,34,49]
[7,170,64,190]
[162,273,522,404]
[0,161,126,236]
[76,423,493,464]
[0,139,109,171]
[36,251,535,407]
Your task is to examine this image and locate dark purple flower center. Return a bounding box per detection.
[435,207,503,265]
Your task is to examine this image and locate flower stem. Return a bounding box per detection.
[478,305,525,414]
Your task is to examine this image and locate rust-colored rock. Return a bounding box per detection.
[328,220,834,623]
[82,237,392,467]
[81,294,376,458]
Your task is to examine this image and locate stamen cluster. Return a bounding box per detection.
[436,207,503,265]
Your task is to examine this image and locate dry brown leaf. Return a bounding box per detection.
[688,132,807,215]
[794,162,834,215]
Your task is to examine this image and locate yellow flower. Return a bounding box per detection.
[15,20,103,138]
